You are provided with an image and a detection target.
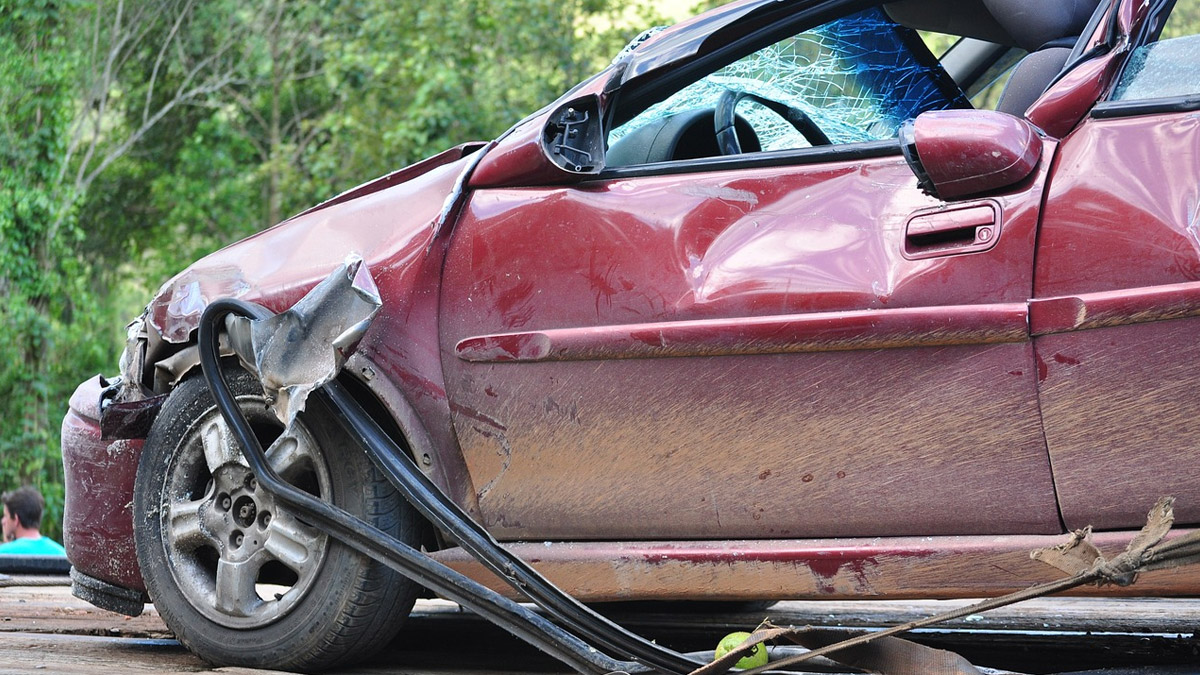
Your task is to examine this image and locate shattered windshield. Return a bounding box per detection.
[610,8,966,152]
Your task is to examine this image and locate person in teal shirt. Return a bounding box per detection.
[0,486,65,556]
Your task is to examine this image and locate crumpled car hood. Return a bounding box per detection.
[146,145,479,344]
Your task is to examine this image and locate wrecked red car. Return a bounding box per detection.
[62,0,1200,670]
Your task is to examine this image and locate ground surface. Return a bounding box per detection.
[1,581,1198,674]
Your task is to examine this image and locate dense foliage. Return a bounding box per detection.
[6,1,1200,542]
[0,0,668,540]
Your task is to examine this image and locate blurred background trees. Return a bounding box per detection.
[0,0,675,539]
[9,0,1196,540]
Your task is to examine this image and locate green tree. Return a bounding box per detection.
[0,0,90,537]
[2,0,663,540]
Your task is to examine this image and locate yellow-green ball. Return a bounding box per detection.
[713,631,768,669]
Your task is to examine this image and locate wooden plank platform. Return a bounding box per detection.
[0,583,565,674]
[1,582,1198,673]
[616,597,1200,634]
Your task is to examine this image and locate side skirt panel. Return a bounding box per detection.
[430,532,1200,601]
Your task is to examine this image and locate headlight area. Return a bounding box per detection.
[98,313,168,442]
[100,306,244,439]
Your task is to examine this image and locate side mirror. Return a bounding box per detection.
[900,110,1042,201]
[469,95,605,188]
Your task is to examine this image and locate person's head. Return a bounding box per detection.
[1,486,45,541]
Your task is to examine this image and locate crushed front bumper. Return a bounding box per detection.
[61,375,148,608]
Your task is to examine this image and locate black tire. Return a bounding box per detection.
[133,365,422,671]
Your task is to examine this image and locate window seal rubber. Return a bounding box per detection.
[594,138,900,181]
[1091,94,1200,118]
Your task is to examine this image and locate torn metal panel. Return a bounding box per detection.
[151,344,204,391]
[99,392,167,441]
[199,302,702,675]
[118,314,150,393]
[155,266,252,344]
[227,255,382,425]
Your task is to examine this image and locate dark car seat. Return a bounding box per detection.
[995,43,1076,115]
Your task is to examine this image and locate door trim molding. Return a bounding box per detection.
[1030,280,1200,336]
[455,303,1029,363]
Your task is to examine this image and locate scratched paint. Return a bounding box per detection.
[1032,111,1200,533]
[438,342,1059,541]
[430,532,1200,601]
[62,377,147,592]
[681,184,760,206]
[439,138,1058,542]
[454,303,1029,363]
[1036,318,1200,530]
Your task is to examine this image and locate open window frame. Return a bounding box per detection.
[598,0,969,180]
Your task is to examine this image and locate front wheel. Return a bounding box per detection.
[133,366,423,671]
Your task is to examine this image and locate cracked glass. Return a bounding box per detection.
[609,8,965,155]
[1113,34,1200,101]
[1113,0,1200,101]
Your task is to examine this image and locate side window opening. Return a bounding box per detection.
[931,36,1027,111]
[606,7,967,168]
[1161,0,1200,40]
[964,48,1026,109]
[918,31,958,58]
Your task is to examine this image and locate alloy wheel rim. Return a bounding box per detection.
[161,403,330,628]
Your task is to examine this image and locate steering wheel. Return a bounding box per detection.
[714,89,832,155]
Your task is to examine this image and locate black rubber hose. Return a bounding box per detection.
[319,382,702,674]
[197,298,637,675]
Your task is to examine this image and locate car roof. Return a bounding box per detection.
[615,0,834,82]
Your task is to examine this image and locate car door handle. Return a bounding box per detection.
[903,203,1000,259]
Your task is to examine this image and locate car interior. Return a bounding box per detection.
[605,0,1107,167]
[893,0,1108,115]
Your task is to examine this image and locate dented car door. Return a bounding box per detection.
[1031,1,1200,532]
[437,6,1061,542]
